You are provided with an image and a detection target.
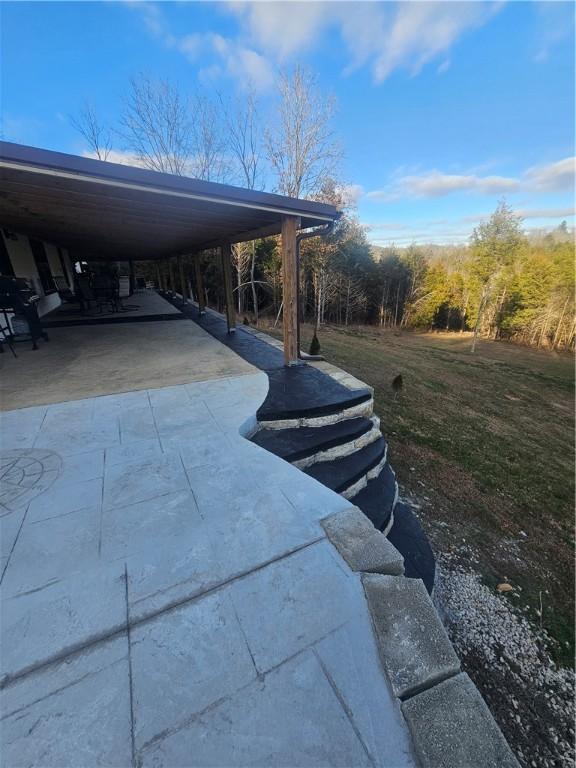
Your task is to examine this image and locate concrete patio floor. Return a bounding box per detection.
[0,352,416,766]
[0,315,254,410]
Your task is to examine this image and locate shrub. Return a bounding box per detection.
[309,332,321,355]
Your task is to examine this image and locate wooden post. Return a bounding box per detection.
[129,260,135,294]
[177,256,188,300]
[281,215,299,365]
[194,256,206,314]
[221,242,236,333]
[155,262,162,290]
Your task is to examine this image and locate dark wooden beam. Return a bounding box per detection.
[177,255,188,300]
[194,255,206,314]
[221,242,236,333]
[281,215,300,365]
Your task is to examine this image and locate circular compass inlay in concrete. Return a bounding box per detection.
[0,450,62,514]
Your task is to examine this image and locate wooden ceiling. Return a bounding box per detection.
[0,142,338,261]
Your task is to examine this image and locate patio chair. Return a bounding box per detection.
[93,274,118,313]
[53,275,76,304]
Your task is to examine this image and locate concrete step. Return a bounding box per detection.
[251,417,375,466]
[304,436,387,496]
[352,462,398,534]
[257,367,372,427]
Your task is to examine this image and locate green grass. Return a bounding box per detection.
[265,322,575,666]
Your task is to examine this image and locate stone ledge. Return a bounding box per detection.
[362,573,460,699]
[401,672,520,768]
[321,507,404,576]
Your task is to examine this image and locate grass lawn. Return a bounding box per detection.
[264,322,575,667]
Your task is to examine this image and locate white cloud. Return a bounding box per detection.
[524,157,575,193]
[337,183,364,206]
[229,1,502,82]
[209,34,274,91]
[534,1,574,62]
[124,2,273,91]
[371,1,501,81]
[463,206,575,223]
[367,170,519,200]
[126,1,505,87]
[82,149,148,167]
[227,1,327,62]
[366,157,576,201]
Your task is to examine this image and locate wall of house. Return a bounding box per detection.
[1,231,73,317]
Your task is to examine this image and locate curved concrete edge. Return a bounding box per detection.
[321,507,519,768]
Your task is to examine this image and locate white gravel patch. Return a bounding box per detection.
[434,553,575,768]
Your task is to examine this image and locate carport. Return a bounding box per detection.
[0,141,339,365]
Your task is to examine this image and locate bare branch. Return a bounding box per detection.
[70,103,112,161]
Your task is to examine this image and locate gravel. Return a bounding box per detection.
[434,552,575,768]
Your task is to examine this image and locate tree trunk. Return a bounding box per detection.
[394,283,400,327]
[552,297,569,349]
[471,285,489,353]
[345,278,351,326]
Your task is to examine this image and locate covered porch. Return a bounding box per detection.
[0,141,338,366]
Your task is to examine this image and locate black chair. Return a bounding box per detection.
[0,276,48,351]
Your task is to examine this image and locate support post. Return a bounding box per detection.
[281,215,300,365]
[177,256,188,301]
[155,262,162,290]
[168,258,175,293]
[129,259,135,294]
[221,242,236,333]
[194,255,206,314]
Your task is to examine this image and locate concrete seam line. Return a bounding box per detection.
[0,536,327,689]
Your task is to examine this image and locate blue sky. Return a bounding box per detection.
[1,0,574,245]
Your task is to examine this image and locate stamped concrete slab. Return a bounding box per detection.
[315,621,416,768]
[0,406,47,450]
[0,564,126,684]
[362,574,460,699]
[103,453,188,510]
[2,506,101,595]
[33,421,120,456]
[53,448,105,487]
[26,476,103,523]
[140,650,373,768]
[126,520,223,621]
[402,672,519,768]
[104,437,164,468]
[1,635,132,768]
[118,404,158,443]
[0,507,25,561]
[202,486,324,578]
[131,590,256,750]
[168,432,235,470]
[322,507,404,575]
[100,489,199,562]
[230,540,359,674]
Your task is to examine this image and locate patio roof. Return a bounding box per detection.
[0,141,338,261]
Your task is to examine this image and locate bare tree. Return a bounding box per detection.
[71,103,112,161]
[223,88,262,190]
[118,75,191,175]
[221,88,265,321]
[266,65,341,199]
[232,242,251,314]
[190,94,229,182]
